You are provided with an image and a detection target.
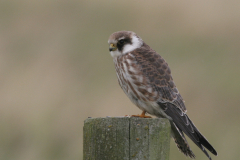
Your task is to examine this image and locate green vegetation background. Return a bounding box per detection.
[0,1,239,160]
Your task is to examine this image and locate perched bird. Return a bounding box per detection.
[108,31,217,159]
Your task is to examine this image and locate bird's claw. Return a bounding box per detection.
[131,114,152,118]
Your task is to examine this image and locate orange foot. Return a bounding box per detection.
[129,111,152,118]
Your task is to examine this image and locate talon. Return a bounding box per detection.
[131,111,152,118]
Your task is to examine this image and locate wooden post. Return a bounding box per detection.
[83,117,171,160]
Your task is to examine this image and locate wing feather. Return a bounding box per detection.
[131,44,217,159]
[132,45,186,112]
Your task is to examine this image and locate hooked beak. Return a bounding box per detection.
[109,43,117,51]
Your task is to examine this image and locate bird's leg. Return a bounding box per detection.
[131,111,152,118]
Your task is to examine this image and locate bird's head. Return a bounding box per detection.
[108,31,143,58]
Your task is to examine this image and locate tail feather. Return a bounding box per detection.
[171,122,196,159]
[159,102,217,159]
[187,117,218,156]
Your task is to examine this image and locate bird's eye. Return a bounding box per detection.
[119,39,125,45]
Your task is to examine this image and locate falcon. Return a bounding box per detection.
[108,31,217,159]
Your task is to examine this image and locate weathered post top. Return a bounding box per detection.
[83,117,171,160]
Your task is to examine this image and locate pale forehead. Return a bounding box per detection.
[108,31,135,43]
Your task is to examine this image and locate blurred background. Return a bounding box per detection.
[0,0,239,160]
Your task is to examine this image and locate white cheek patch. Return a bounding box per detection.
[122,35,143,54]
[110,50,122,58]
[122,44,134,54]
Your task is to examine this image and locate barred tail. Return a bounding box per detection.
[171,121,196,159]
